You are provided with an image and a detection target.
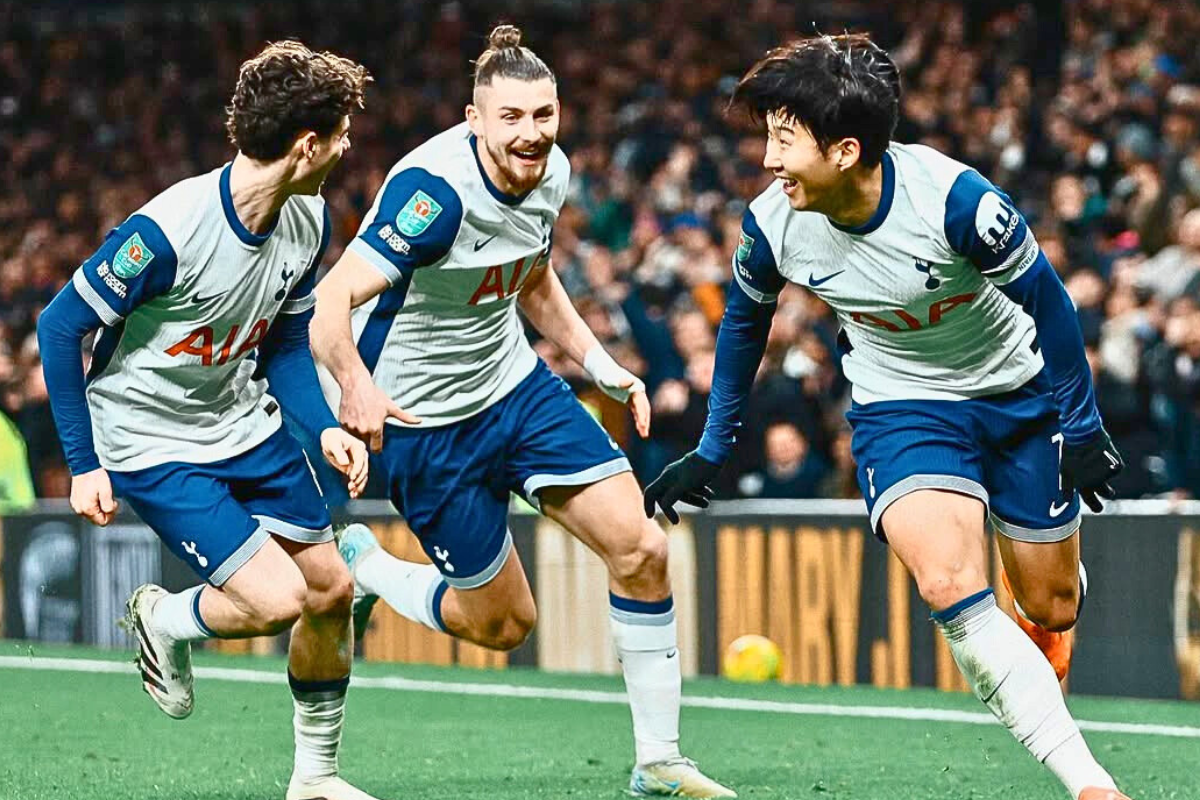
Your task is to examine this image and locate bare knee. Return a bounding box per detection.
[1016,583,1080,632]
[304,569,355,621]
[605,523,670,591]
[241,582,306,635]
[477,601,537,651]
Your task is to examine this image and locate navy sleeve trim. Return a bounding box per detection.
[944,169,1040,282]
[352,167,463,285]
[697,279,777,463]
[73,214,179,322]
[996,253,1102,443]
[732,208,787,304]
[36,283,104,474]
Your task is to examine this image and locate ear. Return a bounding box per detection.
[835,138,863,171]
[296,131,320,161]
[465,102,483,137]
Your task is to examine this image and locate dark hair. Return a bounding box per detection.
[732,33,900,167]
[473,24,555,88]
[225,40,372,160]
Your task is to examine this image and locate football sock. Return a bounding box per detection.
[289,673,349,785]
[609,593,682,765]
[934,589,1116,797]
[149,585,215,643]
[354,550,448,633]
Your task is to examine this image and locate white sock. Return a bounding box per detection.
[289,673,348,785]
[934,589,1116,797]
[149,585,214,644]
[354,550,447,632]
[610,593,681,766]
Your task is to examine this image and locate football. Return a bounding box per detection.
[723,634,783,683]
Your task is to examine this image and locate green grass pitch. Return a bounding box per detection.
[0,643,1195,799]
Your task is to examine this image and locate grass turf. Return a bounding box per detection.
[0,643,1195,799]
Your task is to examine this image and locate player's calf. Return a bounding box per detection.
[462,595,537,651]
[601,518,671,600]
[1006,567,1083,633]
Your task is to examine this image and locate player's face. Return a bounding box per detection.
[762,113,843,212]
[467,77,560,195]
[295,115,352,194]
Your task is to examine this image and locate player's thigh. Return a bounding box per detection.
[448,545,535,629]
[540,471,667,583]
[229,428,333,546]
[109,461,270,587]
[881,488,990,610]
[845,399,985,540]
[218,536,308,619]
[997,532,1080,600]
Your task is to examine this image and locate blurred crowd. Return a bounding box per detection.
[3,0,1200,503]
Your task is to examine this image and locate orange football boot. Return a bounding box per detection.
[1001,570,1075,681]
[1077,788,1131,800]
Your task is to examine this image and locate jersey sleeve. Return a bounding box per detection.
[943,169,1040,285]
[731,208,787,304]
[347,167,464,285]
[280,204,331,315]
[70,214,179,325]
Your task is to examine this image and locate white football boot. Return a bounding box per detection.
[629,757,737,797]
[125,583,194,719]
[286,776,383,800]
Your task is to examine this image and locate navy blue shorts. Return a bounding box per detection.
[109,427,332,585]
[846,370,1080,543]
[379,360,631,589]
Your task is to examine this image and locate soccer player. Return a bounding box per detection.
[644,35,1131,800]
[37,42,379,800]
[311,25,733,799]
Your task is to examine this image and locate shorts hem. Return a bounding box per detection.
[522,457,632,509]
[870,474,989,537]
[209,527,271,586]
[252,515,333,544]
[442,529,513,590]
[991,512,1081,543]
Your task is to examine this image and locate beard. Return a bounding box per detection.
[486,139,550,194]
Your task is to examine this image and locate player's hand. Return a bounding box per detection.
[583,345,651,438]
[1060,428,1124,513]
[643,450,720,525]
[71,468,119,526]
[339,378,420,452]
[320,427,370,499]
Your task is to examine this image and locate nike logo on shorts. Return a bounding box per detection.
[1049,500,1070,518]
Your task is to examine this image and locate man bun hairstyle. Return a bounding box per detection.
[225,40,372,161]
[473,24,555,89]
[732,33,900,168]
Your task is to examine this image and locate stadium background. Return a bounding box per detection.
[1,0,1199,717]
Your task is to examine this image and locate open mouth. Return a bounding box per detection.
[780,177,799,195]
[511,146,548,165]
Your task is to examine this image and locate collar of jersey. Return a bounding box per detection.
[468,134,534,206]
[220,162,279,247]
[828,150,895,236]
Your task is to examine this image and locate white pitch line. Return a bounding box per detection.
[2,655,1198,740]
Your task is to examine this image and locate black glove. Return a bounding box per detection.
[643,450,720,524]
[1060,428,1124,513]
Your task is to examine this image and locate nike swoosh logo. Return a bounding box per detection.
[666,649,677,659]
[808,270,845,288]
[473,234,498,251]
[1104,451,1119,469]
[191,293,224,304]
[1049,500,1070,518]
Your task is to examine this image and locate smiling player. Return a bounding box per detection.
[644,34,1131,800]
[311,24,733,799]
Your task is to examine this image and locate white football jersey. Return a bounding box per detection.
[73,163,328,471]
[735,142,1044,404]
[329,121,564,426]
